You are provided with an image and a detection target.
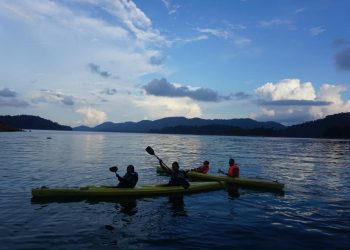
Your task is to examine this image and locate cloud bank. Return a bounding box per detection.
[0,87,29,107]
[143,78,232,102]
[252,79,350,124]
[88,63,112,78]
[255,79,316,101]
[31,90,75,106]
[0,88,17,97]
[76,107,108,126]
[133,95,201,118]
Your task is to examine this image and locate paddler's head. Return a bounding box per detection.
[229,159,235,166]
[127,165,135,173]
[203,160,209,166]
[172,161,179,172]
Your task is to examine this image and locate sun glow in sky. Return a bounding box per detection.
[1,0,350,126]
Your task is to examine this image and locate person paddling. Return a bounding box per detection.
[192,160,210,174]
[159,160,190,189]
[109,165,138,188]
[227,159,240,178]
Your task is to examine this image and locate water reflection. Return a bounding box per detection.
[115,199,137,216]
[168,195,187,217]
[227,184,240,199]
[77,133,106,161]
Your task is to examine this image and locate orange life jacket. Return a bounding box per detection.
[197,165,209,174]
[228,163,240,177]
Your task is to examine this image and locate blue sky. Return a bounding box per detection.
[1,0,350,126]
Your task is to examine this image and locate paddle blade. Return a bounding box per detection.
[109,166,118,172]
[145,146,155,155]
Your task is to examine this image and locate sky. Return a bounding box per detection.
[0,0,350,127]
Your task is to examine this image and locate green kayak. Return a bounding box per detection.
[31,181,225,199]
[156,166,284,191]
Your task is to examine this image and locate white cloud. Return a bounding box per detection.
[0,0,168,81]
[257,19,291,28]
[310,26,325,36]
[295,8,305,14]
[173,35,209,44]
[197,27,251,46]
[253,79,350,124]
[261,108,275,117]
[311,84,350,119]
[31,90,77,106]
[96,0,167,46]
[76,107,108,126]
[132,96,202,119]
[161,0,180,15]
[255,79,316,101]
[0,0,171,124]
[198,28,230,39]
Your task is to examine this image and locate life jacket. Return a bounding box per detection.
[196,165,209,174]
[169,170,189,188]
[228,164,240,178]
[117,172,138,188]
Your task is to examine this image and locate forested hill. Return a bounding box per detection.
[1,113,349,138]
[73,117,285,132]
[0,115,72,131]
[279,112,350,138]
[150,113,350,139]
[0,123,23,132]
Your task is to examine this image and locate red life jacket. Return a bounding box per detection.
[228,163,240,177]
[197,165,209,174]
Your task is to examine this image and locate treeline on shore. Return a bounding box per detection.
[150,125,277,137]
[150,124,350,139]
[0,115,71,132]
[149,112,350,139]
[0,123,23,132]
[1,113,350,139]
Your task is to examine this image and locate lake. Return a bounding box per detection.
[0,130,349,249]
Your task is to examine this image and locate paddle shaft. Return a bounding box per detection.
[145,146,172,172]
[146,146,190,189]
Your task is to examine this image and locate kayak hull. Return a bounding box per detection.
[156,166,284,191]
[187,171,284,191]
[31,181,225,199]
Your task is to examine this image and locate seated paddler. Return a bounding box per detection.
[192,160,210,174]
[109,165,138,188]
[159,160,190,189]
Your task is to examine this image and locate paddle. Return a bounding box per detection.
[109,166,120,181]
[145,146,171,172]
[109,166,118,172]
[145,146,190,189]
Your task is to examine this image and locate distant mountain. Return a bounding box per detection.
[151,113,350,139]
[73,125,93,131]
[0,115,72,131]
[3,112,348,138]
[279,112,350,138]
[73,116,285,132]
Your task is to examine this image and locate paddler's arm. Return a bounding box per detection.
[159,159,173,176]
[218,169,229,176]
[115,173,124,182]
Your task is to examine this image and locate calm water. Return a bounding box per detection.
[0,131,349,249]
